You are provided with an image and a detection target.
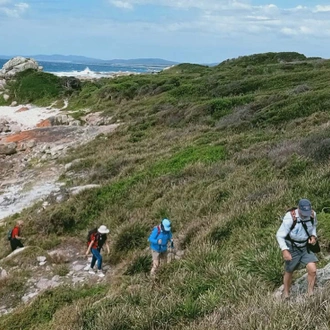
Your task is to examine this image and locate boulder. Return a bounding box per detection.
[0,57,42,79]
[0,267,8,279]
[0,79,6,90]
[0,143,17,155]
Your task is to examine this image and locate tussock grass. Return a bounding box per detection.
[3,52,330,329]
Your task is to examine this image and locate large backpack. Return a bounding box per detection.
[7,229,12,241]
[286,207,315,231]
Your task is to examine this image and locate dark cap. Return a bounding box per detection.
[298,199,312,217]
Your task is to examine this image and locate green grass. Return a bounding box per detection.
[3,51,330,329]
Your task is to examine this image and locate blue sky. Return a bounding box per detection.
[0,0,330,63]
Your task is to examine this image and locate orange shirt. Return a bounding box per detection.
[11,226,20,239]
[90,233,99,249]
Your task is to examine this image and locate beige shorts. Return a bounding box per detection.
[151,250,168,262]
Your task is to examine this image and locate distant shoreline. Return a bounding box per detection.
[0,58,167,80]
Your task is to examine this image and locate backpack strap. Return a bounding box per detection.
[289,209,297,231]
[289,209,315,231]
[286,209,315,246]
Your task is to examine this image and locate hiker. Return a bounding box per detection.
[148,218,174,277]
[9,220,25,251]
[276,199,318,299]
[85,225,110,277]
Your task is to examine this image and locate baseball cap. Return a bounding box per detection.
[161,218,171,231]
[298,199,312,217]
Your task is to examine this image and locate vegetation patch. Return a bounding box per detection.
[3,52,330,329]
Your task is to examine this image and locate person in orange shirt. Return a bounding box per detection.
[85,225,110,277]
[10,220,24,251]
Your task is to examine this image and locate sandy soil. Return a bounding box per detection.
[0,104,61,131]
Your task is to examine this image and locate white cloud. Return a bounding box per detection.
[108,0,252,11]
[314,5,330,12]
[110,1,133,10]
[0,1,29,17]
[122,2,330,39]
[106,0,330,39]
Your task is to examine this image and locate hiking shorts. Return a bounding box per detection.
[285,241,318,273]
[151,249,167,263]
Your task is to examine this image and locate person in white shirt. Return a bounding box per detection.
[276,199,318,299]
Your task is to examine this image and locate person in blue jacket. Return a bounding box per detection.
[148,218,174,277]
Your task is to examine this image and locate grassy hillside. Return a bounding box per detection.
[2,52,330,329]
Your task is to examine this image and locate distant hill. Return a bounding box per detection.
[0,54,178,66]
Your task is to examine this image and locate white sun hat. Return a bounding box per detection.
[98,225,110,234]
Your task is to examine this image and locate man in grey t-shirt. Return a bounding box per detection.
[276,199,318,299]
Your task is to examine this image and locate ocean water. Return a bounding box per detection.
[0,58,167,79]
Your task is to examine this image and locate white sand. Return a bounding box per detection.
[0,105,61,130]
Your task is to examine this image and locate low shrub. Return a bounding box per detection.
[0,285,107,330]
[53,264,70,277]
[8,69,63,104]
[113,223,149,253]
[124,254,152,275]
[238,243,283,287]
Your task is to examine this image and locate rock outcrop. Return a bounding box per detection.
[0,57,42,79]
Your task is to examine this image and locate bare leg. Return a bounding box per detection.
[160,251,168,266]
[306,262,317,296]
[283,272,293,298]
[150,255,160,277]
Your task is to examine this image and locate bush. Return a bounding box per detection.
[9,69,63,104]
[300,131,330,163]
[53,264,70,277]
[238,243,283,287]
[124,254,152,275]
[112,223,149,257]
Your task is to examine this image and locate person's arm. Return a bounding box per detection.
[148,227,161,245]
[86,240,94,256]
[309,213,317,244]
[276,214,293,251]
[105,242,110,254]
[311,213,317,238]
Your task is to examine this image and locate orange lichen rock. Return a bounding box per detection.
[36,119,52,127]
[15,107,29,113]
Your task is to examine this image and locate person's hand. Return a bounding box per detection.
[309,236,316,245]
[157,239,162,245]
[282,249,292,261]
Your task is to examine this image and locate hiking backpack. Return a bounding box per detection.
[286,207,315,231]
[7,229,12,241]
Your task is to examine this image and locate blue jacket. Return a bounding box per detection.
[148,226,173,253]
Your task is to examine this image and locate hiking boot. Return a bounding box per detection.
[97,270,105,278]
[88,268,95,275]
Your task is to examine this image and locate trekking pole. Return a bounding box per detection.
[170,241,174,262]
